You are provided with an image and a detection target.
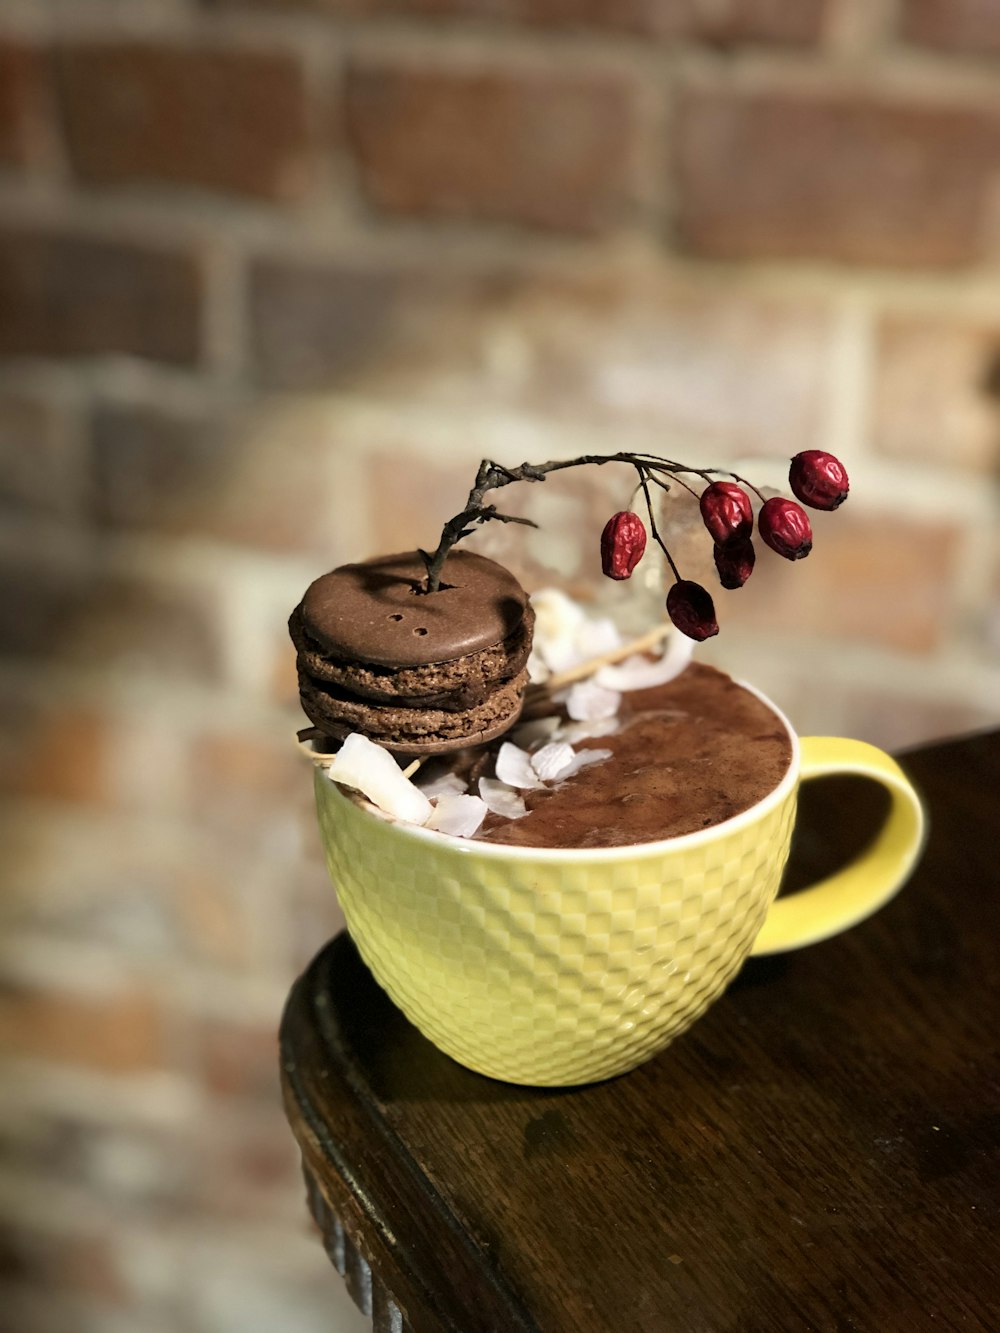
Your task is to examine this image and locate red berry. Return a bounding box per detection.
[667,580,719,641]
[714,538,755,589]
[789,450,849,511]
[699,481,753,546]
[600,511,647,580]
[759,497,812,560]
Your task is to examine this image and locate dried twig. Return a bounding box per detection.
[296,728,427,777]
[295,727,339,764]
[419,453,765,593]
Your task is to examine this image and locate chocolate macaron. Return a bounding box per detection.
[290,550,534,754]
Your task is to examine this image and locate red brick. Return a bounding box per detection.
[900,0,1000,55]
[871,316,1000,473]
[212,0,825,44]
[0,703,114,805]
[674,88,1000,267]
[719,509,962,653]
[0,982,166,1073]
[172,863,257,971]
[0,229,201,364]
[0,40,48,167]
[249,258,515,388]
[646,0,826,42]
[287,861,348,973]
[270,644,300,709]
[91,401,222,531]
[188,730,304,836]
[56,43,313,200]
[251,259,832,453]
[0,1226,124,1303]
[92,398,355,557]
[0,558,221,680]
[251,261,403,389]
[367,449,484,556]
[0,395,84,518]
[198,1016,280,1101]
[345,61,639,233]
[0,806,260,968]
[503,275,833,453]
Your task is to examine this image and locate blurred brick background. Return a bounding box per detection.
[1,0,1000,1329]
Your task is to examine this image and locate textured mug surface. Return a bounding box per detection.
[314,693,924,1086]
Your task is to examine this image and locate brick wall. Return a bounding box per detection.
[1,2,999,1329]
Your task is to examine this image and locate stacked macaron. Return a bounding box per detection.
[289,550,535,754]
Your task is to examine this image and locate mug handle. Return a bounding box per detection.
[750,737,926,956]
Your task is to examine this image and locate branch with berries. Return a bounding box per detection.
[419,450,849,640]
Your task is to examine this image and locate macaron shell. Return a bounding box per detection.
[300,550,530,668]
[298,669,529,755]
[289,603,534,707]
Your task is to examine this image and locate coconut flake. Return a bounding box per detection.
[557,716,620,744]
[530,588,588,674]
[565,679,621,722]
[426,794,487,838]
[415,770,469,799]
[512,715,561,750]
[560,747,612,777]
[526,645,550,685]
[573,616,622,662]
[327,733,432,825]
[478,777,528,819]
[495,741,543,789]
[530,741,577,782]
[595,631,694,692]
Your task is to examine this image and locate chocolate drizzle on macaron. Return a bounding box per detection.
[290,550,534,754]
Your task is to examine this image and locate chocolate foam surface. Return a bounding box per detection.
[478,663,792,849]
[300,550,530,669]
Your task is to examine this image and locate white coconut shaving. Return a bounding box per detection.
[512,715,562,750]
[564,679,622,722]
[558,716,621,744]
[561,746,613,777]
[478,777,528,819]
[525,645,549,685]
[529,586,696,702]
[425,793,488,838]
[496,741,543,789]
[530,741,577,782]
[573,616,622,661]
[415,769,469,800]
[326,733,432,826]
[595,628,694,692]
[528,588,626,683]
[528,588,588,679]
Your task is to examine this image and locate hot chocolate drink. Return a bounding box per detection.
[294,453,930,1086]
[476,663,791,849]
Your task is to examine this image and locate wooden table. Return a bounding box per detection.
[280,731,1000,1332]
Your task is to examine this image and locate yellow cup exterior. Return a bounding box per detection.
[314,716,924,1087]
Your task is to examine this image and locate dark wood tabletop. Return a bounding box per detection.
[280,730,1000,1333]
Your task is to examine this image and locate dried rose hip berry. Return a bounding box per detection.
[600,511,647,580]
[714,538,755,589]
[699,481,753,546]
[667,580,719,641]
[759,497,813,560]
[789,450,850,511]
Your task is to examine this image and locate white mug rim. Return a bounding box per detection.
[321,677,801,863]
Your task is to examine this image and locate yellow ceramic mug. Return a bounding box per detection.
[314,691,925,1086]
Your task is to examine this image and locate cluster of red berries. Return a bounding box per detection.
[600,450,849,641]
